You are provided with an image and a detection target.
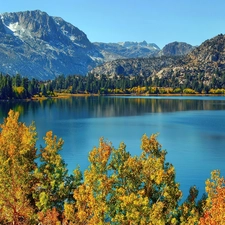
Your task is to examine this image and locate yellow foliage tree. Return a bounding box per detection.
[33,131,80,215]
[0,110,37,224]
[176,186,206,225]
[65,134,182,224]
[65,138,113,224]
[108,134,182,224]
[1,110,225,224]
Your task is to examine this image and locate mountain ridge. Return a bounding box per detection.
[0,9,222,83]
[0,10,103,79]
[93,41,161,61]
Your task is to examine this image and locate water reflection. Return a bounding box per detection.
[1,96,225,121]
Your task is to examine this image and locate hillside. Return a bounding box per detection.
[90,56,183,77]
[154,34,225,86]
[0,10,223,84]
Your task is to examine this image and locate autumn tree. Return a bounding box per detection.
[0,110,37,224]
[1,110,225,224]
[65,134,182,224]
[108,134,182,224]
[199,170,225,225]
[33,131,81,218]
[37,207,61,225]
[64,138,113,224]
[176,186,206,225]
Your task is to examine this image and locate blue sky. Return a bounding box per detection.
[1,0,225,48]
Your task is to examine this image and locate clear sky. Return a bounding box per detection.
[0,0,225,48]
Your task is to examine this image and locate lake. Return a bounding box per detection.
[1,95,225,200]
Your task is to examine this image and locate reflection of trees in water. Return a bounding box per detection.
[86,97,225,117]
[0,100,52,121]
[0,97,225,120]
[0,101,35,120]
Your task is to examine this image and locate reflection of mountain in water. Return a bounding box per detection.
[1,96,225,120]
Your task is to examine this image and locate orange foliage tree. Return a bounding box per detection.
[199,170,225,225]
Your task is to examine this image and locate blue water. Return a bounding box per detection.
[1,95,225,200]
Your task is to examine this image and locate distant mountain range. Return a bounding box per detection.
[93,41,160,61]
[91,34,225,87]
[0,10,198,80]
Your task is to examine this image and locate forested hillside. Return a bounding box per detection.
[1,71,225,101]
[0,110,224,224]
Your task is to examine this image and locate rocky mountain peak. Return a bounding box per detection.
[0,10,103,79]
[117,40,160,50]
[159,41,194,56]
[1,10,92,47]
[0,10,223,82]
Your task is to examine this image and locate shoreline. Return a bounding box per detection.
[1,92,225,102]
[32,93,223,100]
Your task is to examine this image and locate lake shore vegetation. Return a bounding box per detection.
[0,110,224,224]
[1,73,225,101]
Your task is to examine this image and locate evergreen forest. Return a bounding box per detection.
[1,72,225,100]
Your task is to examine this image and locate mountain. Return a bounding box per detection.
[91,34,225,87]
[0,10,163,80]
[153,34,225,80]
[93,41,160,61]
[158,41,194,56]
[0,10,220,82]
[0,10,103,79]
[91,41,194,76]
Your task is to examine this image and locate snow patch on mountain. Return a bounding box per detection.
[7,22,33,39]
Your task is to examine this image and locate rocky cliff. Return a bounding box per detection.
[0,10,163,79]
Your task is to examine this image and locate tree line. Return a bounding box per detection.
[0,110,224,224]
[0,74,39,99]
[47,71,225,95]
[1,72,225,100]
